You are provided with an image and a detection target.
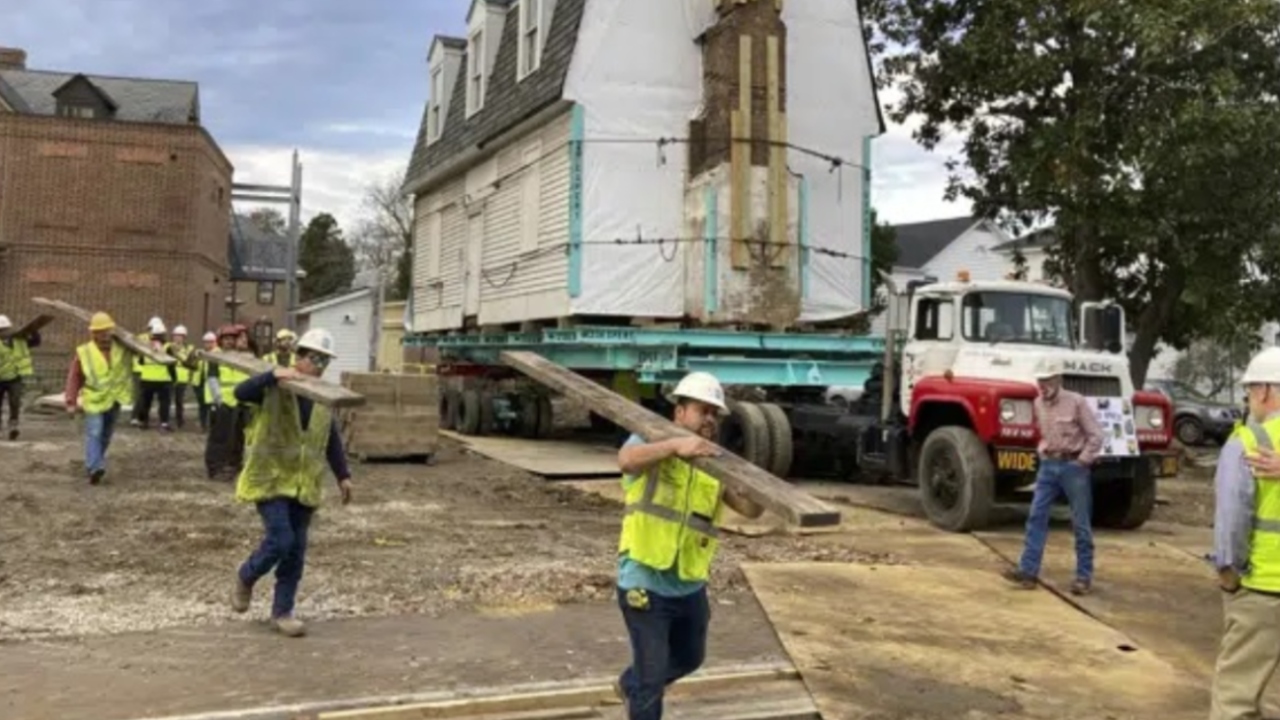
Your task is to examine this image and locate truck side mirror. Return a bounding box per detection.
[1080,302,1125,354]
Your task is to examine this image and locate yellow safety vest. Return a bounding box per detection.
[617,456,724,583]
[168,343,194,384]
[1236,418,1280,593]
[76,342,132,415]
[0,338,33,381]
[133,335,171,383]
[236,386,333,508]
[263,351,295,367]
[215,363,250,407]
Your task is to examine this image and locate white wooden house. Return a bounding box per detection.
[403,0,884,332]
[295,286,377,383]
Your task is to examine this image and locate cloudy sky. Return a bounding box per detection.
[6,0,969,231]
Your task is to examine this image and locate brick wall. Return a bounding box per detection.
[231,279,288,333]
[0,113,233,390]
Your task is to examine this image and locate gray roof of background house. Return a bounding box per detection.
[0,68,199,124]
[0,74,29,112]
[229,214,290,282]
[892,216,980,269]
[404,0,586,191]
[992,227,1058,253]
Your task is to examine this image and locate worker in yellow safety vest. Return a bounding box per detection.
[194,331,217,432]
[0,313,42,440]
[130,316,162,426]
[167,325,197,430]
[205,324,252,480]
[229,327,352,638]
[63,312,132,485]
[612,372,763,719]
[263,329,297,367]
[1210,346,1280,719]
[132,317,176,431]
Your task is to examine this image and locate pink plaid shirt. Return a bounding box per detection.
[1035,389,1105,465]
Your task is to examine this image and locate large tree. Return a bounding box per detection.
[860,0,1280,384]
[349,170,415,301]
[246,207,286,236]
[298,213,356,302]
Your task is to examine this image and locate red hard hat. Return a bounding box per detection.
[217,324,246,338]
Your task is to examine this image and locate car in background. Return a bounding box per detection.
[1144,378,1241,446]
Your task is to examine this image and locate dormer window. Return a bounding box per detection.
[59,104,96,119]
[427,66,444,141]
[52,74,116,121]
[518,0,543,79]
[466,30,486,117]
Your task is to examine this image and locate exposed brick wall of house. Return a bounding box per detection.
[0,113,233,390]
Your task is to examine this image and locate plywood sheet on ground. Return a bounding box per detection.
[442,432,621,477]
[745,562,1203,720]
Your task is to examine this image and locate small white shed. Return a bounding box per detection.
[295,287,377,383]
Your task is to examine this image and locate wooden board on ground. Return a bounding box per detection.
[196,350,365,408]
[499,351,839,527]
[743,562,1203,720]
[32,297,173,364]
[340,372,439,460]
[13,314,54,338]
[444,432,621,478]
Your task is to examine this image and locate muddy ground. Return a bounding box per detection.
[0,414,884,642]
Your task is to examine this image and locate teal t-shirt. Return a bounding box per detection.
[617,433,706,597]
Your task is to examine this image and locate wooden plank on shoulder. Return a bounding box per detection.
[31,297,174,364]
[13,314,54,338]
[195,350,366,409]
[498,350,840,528]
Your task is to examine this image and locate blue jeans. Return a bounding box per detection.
[84,405,119,474]
[617,586,710,720]
[1018,459,1094,582]
[239,498,313,618]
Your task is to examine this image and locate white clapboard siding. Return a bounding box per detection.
[412,176,466,332]
[302,291,375,383]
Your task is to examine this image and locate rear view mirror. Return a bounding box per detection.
[1080,302,1125,354]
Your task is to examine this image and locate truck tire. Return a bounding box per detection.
[458,389,483,436]
[1176,416,1205,446]
[478,390,496,436]
[1093,472,1156,530]
[439,390,457,431]
[917,426,995,532]
[535,395,554,439]
[517,394,540,438]
[723,401,770,469]
[758,402,794,479]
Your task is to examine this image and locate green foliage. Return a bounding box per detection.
[1172,334,1256,398]
[869,208,898,304]
[246,207,286,235]
[860,0,1280,385]
[298,213,356,303]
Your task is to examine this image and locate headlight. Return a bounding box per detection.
[999,399,1034,424]
[1136,405,1164,429]
[1000,400,1015,422]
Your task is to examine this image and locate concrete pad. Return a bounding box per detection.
[442,432,620,478]
[744,562,1203,720]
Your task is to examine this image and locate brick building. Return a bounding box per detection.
[0,47,232,388]
[227,212,289,350]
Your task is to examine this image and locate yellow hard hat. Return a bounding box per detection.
[89,312,115,331]
[277,328,297,341]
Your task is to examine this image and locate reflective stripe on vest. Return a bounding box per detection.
[1236,419,1280,593]
[0,338,32,380]
[235,387,332,508]
[77,342,131,415]
[617,458,724,583]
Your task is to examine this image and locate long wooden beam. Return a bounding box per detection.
[12,314,54,338]
[195,350,366,409]
[499,350,841,527]
[31,297,174,364]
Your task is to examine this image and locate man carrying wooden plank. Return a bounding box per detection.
[613,371,764,720]
[194,331,217,432]
[63,312,133,485]
[263,329,297,367]
[0,314,42,441]
[205,324,253,480]
[228,328,353,638]
[134,318,176,432]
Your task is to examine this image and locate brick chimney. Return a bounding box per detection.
[0,47,27,70]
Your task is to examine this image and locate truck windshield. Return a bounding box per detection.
[961,292,1074,347]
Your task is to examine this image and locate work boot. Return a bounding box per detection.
[89,469,104,485]
[160,423,172,433]
[1070,578,1092,596]
[1000,568,1037,590]
[7,428,17,441]
[230,576,252,613]
[272,616,306,637]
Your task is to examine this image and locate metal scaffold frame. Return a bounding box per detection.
[230,150,304,324]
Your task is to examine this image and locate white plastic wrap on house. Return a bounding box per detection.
[561,0,882,321]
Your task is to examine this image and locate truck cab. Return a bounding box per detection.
[862,274,1177,532]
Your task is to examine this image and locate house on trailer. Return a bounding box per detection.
[294,279,379,383]
[403,0,884,335]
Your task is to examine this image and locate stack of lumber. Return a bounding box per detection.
[339,372,439,461]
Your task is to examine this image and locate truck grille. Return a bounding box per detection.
[1063,374,1122,397]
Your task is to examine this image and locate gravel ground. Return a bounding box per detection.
[0,414,884,641]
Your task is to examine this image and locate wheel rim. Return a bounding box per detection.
[926,450,962,511]
[1178,420,1201,444]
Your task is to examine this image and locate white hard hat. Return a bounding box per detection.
[296,328,337,358]
[150,320,167,334]
[202,331,216,342]
[0,315,10,330]
[670,371,727,411]
[1241,347,1280,386]
[173,325,188,336]
[1034,358,1064,380]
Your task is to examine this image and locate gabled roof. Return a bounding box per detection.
[0,68,199,124]
[404,0,586,193]
[429,35,467,58]
[992,227,1058,253]
[53,73,119,111]
[229,214,290,282]
[0,74,29,112]
[295,286,375,316]
[892,216,981,269]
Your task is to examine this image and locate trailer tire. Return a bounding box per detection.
[722,401,770,469]
[535,395,554,439]
[517,394,540,438]
[1093,471,1156,530]
[917,426,994,532]
[478,390,496,436]
[758,403,794,479]
[458,389,483,436]
[439,390,457,431]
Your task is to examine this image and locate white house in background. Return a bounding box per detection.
[403,0,884,332]
[295,284,379,384]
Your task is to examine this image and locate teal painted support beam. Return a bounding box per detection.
[703,185,719,314]
[861,135,873,309]
[567,105,585,298]
[410,325,886,354]
[799,176,810,300]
